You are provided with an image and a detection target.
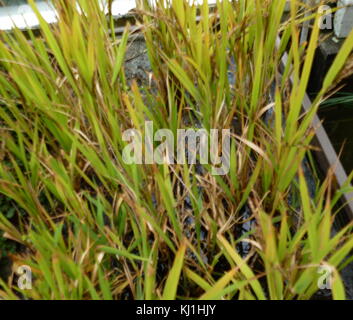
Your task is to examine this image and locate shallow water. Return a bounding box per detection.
[319,101,353,175]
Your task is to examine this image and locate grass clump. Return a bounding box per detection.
[0,0,353,300]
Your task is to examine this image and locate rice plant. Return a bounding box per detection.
[321,92,353,108]
[0,0,353,300]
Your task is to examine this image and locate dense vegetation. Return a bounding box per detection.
[1,0,353,300]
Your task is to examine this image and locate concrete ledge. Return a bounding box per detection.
[334,0,353,38]
[0,0,137,31]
